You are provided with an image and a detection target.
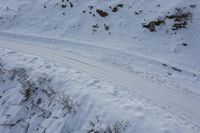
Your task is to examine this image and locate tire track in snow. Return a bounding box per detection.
[0,31,199,77]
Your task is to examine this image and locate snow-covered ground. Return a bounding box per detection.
[0,48,199,133]
[0,0,200,133]
[0,0,199,72]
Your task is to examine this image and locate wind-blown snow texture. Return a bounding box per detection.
[0,0,200,133]
[0,49,199,133]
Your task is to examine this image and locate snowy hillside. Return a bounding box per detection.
[0,48,199,133]
[0,0,200,133]
[0,0,199,71]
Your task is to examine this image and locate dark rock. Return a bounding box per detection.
[182,43,188,46]
[96,9,108,17]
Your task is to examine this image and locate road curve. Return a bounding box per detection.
[0,39,200,127]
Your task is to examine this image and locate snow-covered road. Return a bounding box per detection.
[0,37,200,128]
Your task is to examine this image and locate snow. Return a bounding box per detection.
[0,0,199,71]
[0,48,199,133]
[0,0,200,132]
[0,31,199,97]
[0,0,199,96]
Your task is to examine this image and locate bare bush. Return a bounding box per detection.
[59,95,76,114]
[8,68,38,102]
[86,117,128,133]
[9,68,27,81]
[20,83,37,102]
